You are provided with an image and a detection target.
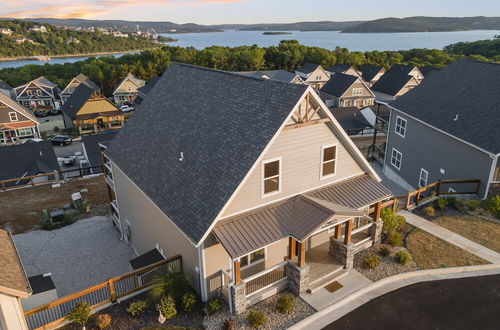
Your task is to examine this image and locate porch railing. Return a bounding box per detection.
[24,255,182,330]
[243,261,288,296]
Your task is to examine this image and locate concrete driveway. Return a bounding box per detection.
[323,274,500,330]
[14,216,136,297]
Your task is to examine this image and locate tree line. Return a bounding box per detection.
[0,39,498,96]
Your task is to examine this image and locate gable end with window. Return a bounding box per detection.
[395,116,407,137]
[391,148,402,170]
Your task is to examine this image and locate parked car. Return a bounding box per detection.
[120,105,134,112]
[34,110,48,117]
[47,109,62,116]
[50,135,73,146]
[62,156,77,166]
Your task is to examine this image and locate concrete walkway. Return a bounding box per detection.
[400,210,500,264]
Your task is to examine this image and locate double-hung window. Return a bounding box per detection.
[395,116,407,137]
[321,144,337,178]
[262,158,281,196]
[391,148,402,170]
[9,112,18,121]
[419,168,429,188]
[240,248,265,268]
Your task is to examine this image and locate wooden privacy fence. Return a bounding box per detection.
[0,165,104,192]
[24,255,182,330]
[369,179,481,214]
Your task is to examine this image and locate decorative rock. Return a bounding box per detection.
[80,188,89,194]
[51,183,61,188]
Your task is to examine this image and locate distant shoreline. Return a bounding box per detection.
[0,49,154,62]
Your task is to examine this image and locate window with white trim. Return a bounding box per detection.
[321,144,337,178]
[17,128,32,137]
[419,168,429,188]
[9,112,18,121]
[352,88,363,96]
[395,116,407,137]
[27,90,32,96]
[240,248,265,268]
[391,148,402,170]
[36,90,42,96]
[262,158,281,196]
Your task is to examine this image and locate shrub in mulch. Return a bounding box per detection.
[395,250,412,265]
[247,310,268,329]
[362,255,381,269]
[387,232,403,247]
[276,294,296,314]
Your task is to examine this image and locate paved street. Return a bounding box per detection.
[323,274,500,330]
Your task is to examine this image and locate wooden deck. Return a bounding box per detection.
[306,242,343,281]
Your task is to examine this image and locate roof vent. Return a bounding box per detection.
[40,151,43,156]
[454,114,459,121]
[179,152,184,162]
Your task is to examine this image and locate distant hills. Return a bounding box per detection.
[7,16,500,33]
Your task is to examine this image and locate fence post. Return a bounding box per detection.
[405,192,411,209]
[54,170,60,182]
[415,190,421,206]
[436,180,442,196]
[108,278,117,302]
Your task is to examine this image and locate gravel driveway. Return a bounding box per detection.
[14,216,136,296]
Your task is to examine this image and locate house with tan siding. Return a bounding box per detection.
[320,73,375,108]
[326,64,362,79]
[371,65,421,101]
[112,73,146,105]
[0,92,40,144]
[60,73,101,104]
[103,63,392,314]
[295,63,331,89]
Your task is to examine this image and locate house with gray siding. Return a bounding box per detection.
[103,63,392,314]
[383,60,500,199]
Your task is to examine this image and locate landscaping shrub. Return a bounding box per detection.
[378,245,392,257]
[446,197,457,209]
[181,292,197,313]
[387,232,403,247]
[126,300,148,316]
[95,314,111,329]
[395,250,412,265]
[247,310,268,329]
[381,209,406,234]
[207,298,222,315]
[66,301,91,329]
[464,199,481,211]
[424,206,436,217]
[223,319,235,330]
[157,296,177,320]
[485,195,500,218]
[150,271,192,302]
[276,294,296,314]
[434,198,448,210]
[362,255,381,269]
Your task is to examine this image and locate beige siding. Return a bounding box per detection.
[345,82,373,97]
[222,121,365,217]
[203,234,231,297]
[111,163,199,287]
[115,79,140,94]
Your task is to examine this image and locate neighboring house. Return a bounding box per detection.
[103,63,392,314]
[326,64,362,79]
[81,131,117,173]
[383,60,500,199]
[0,229,32,330]
[60,73,101,104]
[320,73,375,108]
[0,79,14,98]
[0,92,40,145]
[112,73,146,105]
[295,63,331,89]
[389,64,424,82]
[0,141,60,184]
[328,107,374,136]
[14,77,61,110]
[62,85,124,135]
[135,76,160,106]
[240,70,305,84]
[371,66,420,101]
[360,65,386,86]
[29,25,47,32]
[419,65,440,78]
[22,274,57,311]
[0,28,13,35]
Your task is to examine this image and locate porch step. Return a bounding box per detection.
[307,268,348,294]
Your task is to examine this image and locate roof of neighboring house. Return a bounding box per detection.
[62,84,119,119]
[82,132,118,170]
[419,66,440,77]
[297,62,321,74]
[390,59,500,154]
[28,274,56,295]
[371,69,414,96]
[320,73,359,98]
[113,73,146,95]
[213,174,391,258]
[0,79,12,91]
[328,107,372,132]
[105,62,310,244]
[388,64,416,75]
[0,229,31,298]
[0,91,38,123]
[361,65,384,82]
[326,64,353,73]
[137,76,160,96]
[14,76,60,97]
[0,141,60,181]
[240,70,301,83]
[61,74,100,95]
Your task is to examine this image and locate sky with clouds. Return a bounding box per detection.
[0,0,498,24]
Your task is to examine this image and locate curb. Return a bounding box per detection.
[289,263,500,330]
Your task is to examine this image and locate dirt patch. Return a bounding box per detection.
[0,176,110,234]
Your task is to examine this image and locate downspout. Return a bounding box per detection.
[227,259,236,314]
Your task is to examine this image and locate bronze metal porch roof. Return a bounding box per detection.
[213,174,391,259]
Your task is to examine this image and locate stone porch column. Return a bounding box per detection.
[329,237,355,269]
[231,282,246,314]
[285,261,310,294]
[371,221,383,245]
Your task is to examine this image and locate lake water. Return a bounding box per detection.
[0,30,495,70]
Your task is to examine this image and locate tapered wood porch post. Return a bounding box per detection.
[373,201,382,222]
[289,237,297,259]
[298,242,306,267]
[334,224,342,239]
[234,260,241,285]
[344,219,353,245]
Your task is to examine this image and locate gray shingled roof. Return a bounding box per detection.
[105,63,309,244]
[390,59,500,154]
[61,84,94,119]
[82,132,117,171]
[297,63,321,74]
[320,73,358,98]
[240,70,300,83]
[326,64,352,73]
[361,65,383,82]
[371,68,413,96]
